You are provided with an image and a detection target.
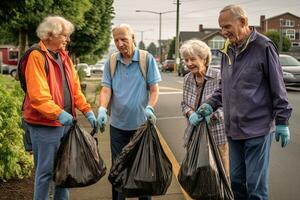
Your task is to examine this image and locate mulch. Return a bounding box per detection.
[0,175,34,200]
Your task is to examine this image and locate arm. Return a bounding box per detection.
[147,83,159,107]
[99,86,112,108]
[181,75,194,118]
[265,43,292,125]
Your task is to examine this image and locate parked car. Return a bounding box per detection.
[76,63,91,77]
[92,59,105,74]
[177,60,189,77]
[279,54,300,87]
[162,59,175,72]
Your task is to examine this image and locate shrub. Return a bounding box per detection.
[0,77,33,181]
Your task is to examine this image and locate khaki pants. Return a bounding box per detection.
[217,143,230,177]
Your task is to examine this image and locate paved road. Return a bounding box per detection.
[156,72,300,200]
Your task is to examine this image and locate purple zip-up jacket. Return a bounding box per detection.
[206,28,292,140]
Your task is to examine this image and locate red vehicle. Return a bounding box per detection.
[0,45,19,77]
[161,59,175,72]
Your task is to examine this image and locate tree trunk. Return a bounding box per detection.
[19,30,29,56]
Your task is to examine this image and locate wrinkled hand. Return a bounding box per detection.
[97,107,107,130]
[85,111,97,129]
[196,103,213,123]
[275,125,290,148]
[144,105,156,124]
[188,112,202,126]
[58,110,73,126]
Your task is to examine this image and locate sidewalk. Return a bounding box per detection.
[69,80,186,200]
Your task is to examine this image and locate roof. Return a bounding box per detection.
[179,30,224,42]
[263,12,300,21]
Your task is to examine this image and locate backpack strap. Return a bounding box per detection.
[109,52,118,78]
[138,49,148,81]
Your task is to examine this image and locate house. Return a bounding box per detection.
[260,12,300,47]
[179,24,225,56]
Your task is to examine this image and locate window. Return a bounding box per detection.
[292,42,299,46]
[284,29,295,40]
[8,51,18,60]
[281,19,295,27]
[208,35,225,49]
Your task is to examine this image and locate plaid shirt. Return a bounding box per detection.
[181,67,227,147]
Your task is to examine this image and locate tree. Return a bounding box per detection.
[167,37,175,59]
[138,41,146,50]
[264,31,291,52]
[147,42,157,56]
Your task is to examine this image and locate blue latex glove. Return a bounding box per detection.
[58,110,73,126]
[275,125,290,148]
[144,105,156,124]
[97,107,107,130]
[85,111,97,129]
[196,103,213,116]
[189,112,202,126]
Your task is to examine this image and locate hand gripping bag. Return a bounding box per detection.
[53,122,106,188]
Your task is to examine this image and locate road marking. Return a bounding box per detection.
[155,127,192,200]
[158,116,185,120]
[160,91,182,95]
[160,86,182,91]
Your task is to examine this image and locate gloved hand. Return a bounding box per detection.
[144,105,156,124]
[97,107,107,130]
[189,112,202,126]
[196,103,213,123]
[58,110,73,126]
[196,103,213,116]
[85,111,97,129]
[275,125,290,148]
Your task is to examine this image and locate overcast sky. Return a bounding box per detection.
[112,0,300,46]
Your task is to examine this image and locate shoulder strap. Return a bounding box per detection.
[138,49,148,80]
[109,52,118,78]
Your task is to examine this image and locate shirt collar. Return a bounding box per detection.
[116,48,139,63]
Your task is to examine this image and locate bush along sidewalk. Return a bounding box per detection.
[0,76,33,181]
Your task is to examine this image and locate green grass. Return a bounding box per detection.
[0,74,19,90]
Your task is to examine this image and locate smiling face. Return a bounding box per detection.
[218,9,246,45]
[113,27,135,58]
[184,55,206,76]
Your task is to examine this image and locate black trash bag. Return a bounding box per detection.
[53,121,106,188]
[178,121,234,200]
[108,122,173,197]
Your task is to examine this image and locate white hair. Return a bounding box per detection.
[36,16,74,40]
[220,5,248,21]
[180,39,212,67]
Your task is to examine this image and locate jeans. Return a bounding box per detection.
[228,133,273,200]
[28,124,70,200]
[110,125,151,200]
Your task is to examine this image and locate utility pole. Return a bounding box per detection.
[279,18,283,53]
[174,0,180,72]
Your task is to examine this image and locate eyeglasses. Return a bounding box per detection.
[54,33,71,39]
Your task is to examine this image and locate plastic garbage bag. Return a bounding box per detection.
[178,121,233,200]
[53,121,106,188]
[108,122,172,197]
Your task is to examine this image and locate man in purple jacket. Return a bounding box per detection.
[196,4,292,200]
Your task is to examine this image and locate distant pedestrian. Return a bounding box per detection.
[180,39,229,177]
[196,5,292,200]
[97,24,161,200]
[23,16,96,200]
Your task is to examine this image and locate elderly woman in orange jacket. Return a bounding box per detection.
[23,16,96,200]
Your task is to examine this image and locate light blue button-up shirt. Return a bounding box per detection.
[102,48,161,130]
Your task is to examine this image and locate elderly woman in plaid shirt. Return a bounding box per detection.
[180,39,229,176]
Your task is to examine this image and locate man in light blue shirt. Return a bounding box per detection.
[97,24,161,200]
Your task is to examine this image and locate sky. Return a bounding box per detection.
[112,0,300,46]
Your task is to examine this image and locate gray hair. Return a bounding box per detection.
[36,16,74,40]
[112,24,136,43]
[180,39,212,67]
[220,5,248,21]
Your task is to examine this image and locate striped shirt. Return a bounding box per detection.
[181,67,227,147]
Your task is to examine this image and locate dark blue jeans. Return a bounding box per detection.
[110,125,151,200]
[228,133,273,200]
